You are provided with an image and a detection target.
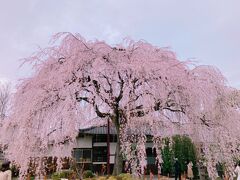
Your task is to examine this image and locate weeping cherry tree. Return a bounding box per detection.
[0,33,239,179]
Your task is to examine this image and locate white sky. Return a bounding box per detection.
[0,0,240,88]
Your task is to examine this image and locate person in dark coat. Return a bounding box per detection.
[174,158,181,180]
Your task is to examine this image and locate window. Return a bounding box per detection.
[110,135,117,142]
[93,147,107,162]
[146,147,156,157]
[93,134,117,142]
[146,135,153,142]
[93,135,107,142]
[72,148,92,163]
[146,147,156,165]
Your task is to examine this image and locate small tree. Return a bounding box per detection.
[161,138,174,176]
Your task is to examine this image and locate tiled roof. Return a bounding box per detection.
[79,125,152,135]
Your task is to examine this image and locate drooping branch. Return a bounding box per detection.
[200,114,210,127]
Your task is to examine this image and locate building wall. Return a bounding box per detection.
[146,142,153,148]
[93,142,107,147]
[75,135,92,148]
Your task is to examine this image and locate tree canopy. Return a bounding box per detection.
[0,33,239,178]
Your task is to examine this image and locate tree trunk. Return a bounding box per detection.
[112,130,123,175]
[112,106,124,176]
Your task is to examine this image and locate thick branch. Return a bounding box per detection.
[116,72,124,102]
[94,104,110,118]
[102,74,113,94]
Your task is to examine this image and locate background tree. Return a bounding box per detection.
[172,135,198,177]
[0,82,11,120]
[0,82,11,164]
[161,135,198,177]
[0,33,239,178]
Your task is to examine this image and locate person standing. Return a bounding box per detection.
[235,163,240,180]
[187,161,194,180]
[150,170,154,180]
[174,158,181,180]
[101,163,106,175]
[0,161,12,180]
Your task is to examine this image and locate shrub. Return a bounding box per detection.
[51,170,74,180]
[51,172,61,180]
[97,176,107,180]
[117,173,132,180]
[83,170,94,178]
[108,176,117,180]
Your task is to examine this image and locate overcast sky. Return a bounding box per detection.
[0,0,240,88]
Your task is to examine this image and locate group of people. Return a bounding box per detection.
[0,161,11,180]
[174,158,194,180]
